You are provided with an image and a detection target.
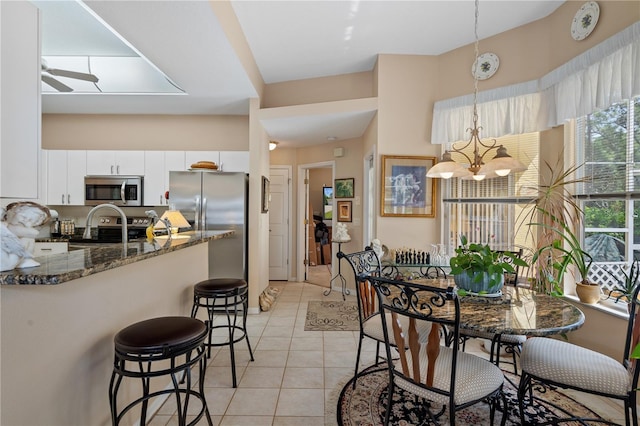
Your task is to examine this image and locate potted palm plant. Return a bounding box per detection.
[605,258,640,312]
[450,235,527,295]
[532,218,599,304]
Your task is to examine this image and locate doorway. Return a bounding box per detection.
[298,161,335,287]
[269,166,292,281]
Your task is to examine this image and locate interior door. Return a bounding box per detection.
[269,167,290,280]
[304,168,310,281]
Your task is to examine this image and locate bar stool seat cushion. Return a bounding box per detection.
[115,316,207,355]
[194,278,247,294]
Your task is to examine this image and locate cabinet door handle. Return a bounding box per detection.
[111,165,114,174]
[116,165,120,174]
[160,194,163,204]
[61,194,65,204]
[67,194,70,204]
[40,248,52,251]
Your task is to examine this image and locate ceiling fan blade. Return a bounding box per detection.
[46,68,99,83]
[41,74,73,92]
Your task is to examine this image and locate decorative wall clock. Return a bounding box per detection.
[472,52,499,80]
[571,1,600,41]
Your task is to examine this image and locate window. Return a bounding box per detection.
[575,97,640,291]
[443,133,539,254]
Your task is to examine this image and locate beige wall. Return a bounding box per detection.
[375,54,442,250]
[42,114,249,151]
[270,138,363,281]
[263,71,374,108]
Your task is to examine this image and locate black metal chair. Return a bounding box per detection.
[369,276,508,426]
[456,249,526,374]
[338,247,384,386]
[517,281,640,426]
[109,316,212,426]
[339,247,433,389]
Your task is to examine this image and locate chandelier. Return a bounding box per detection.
[427,0,525,181]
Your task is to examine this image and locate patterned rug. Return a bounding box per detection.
[304,300,359,331]
[334,364,605,425]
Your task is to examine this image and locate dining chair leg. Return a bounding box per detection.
[352,336,364,389]
[517,370,533,425]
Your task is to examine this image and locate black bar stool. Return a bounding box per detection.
[190,278,255,388]
[108,316,212,426]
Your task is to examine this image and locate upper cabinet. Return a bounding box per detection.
[86,150,145,176]
[184,151,249,173]
[144,151,185,206]
[184,151,220,169]
[219,151,250,173]
[45,150,86,206]
[1,2,40,199]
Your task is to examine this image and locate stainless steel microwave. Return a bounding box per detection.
[84,176,143,207]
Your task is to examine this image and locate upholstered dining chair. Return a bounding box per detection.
[517,282,640,426]
[456,248,526,374]
[368,276,508,426]
[339,247,431,388]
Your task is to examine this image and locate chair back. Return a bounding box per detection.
[368,276,459,390]
[623,282,640,390]
[495,249,524,286]
[338,247,381,323]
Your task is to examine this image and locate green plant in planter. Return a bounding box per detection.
[606,258,640,307]
[450,235,527,294]
[530,210,600,304]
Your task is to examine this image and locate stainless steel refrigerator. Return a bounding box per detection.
[169,171,248,280]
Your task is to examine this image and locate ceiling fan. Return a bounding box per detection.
[41,58,99,92]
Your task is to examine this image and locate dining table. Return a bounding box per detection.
[411,277,586,338]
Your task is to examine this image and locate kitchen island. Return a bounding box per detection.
[1,230,233,285]
[0,230,233,425]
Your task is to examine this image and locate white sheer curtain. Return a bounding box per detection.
[431,21,640,144]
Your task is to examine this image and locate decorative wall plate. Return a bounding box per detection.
[472,52,499,80]
[571,1,600,41]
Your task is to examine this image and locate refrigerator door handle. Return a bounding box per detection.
[195,195,201,231]
[201,197,207,229]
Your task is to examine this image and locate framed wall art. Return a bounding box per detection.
[380,155,437,218]
[337,200,352,222]
[334,178,354,198]
[261,176,270,213]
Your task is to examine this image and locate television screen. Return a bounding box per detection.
[323,186,333,220]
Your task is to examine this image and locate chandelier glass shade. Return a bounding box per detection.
[269,141,279,151]
[427,0,526,181]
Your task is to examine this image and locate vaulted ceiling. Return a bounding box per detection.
[36,0,565,147]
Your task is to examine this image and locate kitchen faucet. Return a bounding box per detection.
[83,204,128,247]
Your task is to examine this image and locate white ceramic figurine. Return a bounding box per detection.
[1,202,51,270]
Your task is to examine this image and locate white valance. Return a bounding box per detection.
[432,21,640,144]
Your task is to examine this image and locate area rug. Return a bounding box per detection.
[334,365,605,425]
[304,300,359,331]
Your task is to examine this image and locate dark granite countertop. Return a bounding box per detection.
[1,230,233,285]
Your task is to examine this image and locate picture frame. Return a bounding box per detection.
[380,155,437,218]
[334,178,354,198]
[261,176,270,213]
[337,200,352,222]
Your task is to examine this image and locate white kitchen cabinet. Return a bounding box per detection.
[143,151,185,206]
[46,150,87,206]
[86,150,145,176]
[184,151,220,169]
[33,242,68,257]
[0,1,40,199]
[219,151,249,173]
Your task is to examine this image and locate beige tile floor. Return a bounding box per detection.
[148,280,632,426]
